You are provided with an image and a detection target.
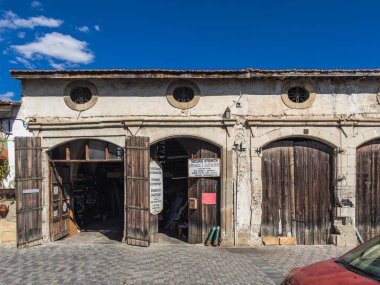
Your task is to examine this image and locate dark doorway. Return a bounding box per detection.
[151,139,189,241]
[150,137,221,244]
[49,140,124,242]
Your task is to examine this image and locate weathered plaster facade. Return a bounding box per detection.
[11,69,380,246]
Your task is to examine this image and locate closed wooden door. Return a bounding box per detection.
[15,137,43,248]
[356,140,380,242]
[262,139,333,245]
[186,139,220,244]
[49,163,70,241]
[124,136,150,247]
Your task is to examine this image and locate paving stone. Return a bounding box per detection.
[0,233,350,285]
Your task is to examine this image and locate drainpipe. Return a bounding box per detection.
[234,148,239,247]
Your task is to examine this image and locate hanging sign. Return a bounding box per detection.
[202,193,217,205]
[150,160,163,215]
[188,158,220,177]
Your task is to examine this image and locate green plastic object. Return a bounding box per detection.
[205,226,216,246]
[213,226,220,246]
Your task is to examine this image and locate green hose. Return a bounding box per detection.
[213,226,220,246]
[205,226,216,246]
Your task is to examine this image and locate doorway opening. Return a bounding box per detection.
[49,139,124,242]
[150,137,221,244]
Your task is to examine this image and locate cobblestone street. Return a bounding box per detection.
[0,232,350,285]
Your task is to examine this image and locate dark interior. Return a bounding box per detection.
[151,138,189,241]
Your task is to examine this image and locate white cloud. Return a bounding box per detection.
[94,25,100,31]
[77,25,89,33]
[0,92,14,100]
[0,11,62,30]
[31,1,42,8]
[12,32,94,65]
[17,32,25,38]
[48,60,65,69]
[15,56,35,69]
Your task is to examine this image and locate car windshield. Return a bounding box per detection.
[336,236,380,281]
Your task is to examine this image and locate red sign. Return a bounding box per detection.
[202,193,216,205]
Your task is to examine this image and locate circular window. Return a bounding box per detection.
[173,87,195,102]
[166,80,200,109]
[287,87,310,103]
[70,87,92,104]
[64,81,99,111]
[281,83,316,109]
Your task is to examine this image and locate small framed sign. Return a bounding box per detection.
[188,158,220,178]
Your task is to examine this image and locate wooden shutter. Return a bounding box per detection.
[15,137,43,248]
[49,163,70,241]
[124,136,150,247]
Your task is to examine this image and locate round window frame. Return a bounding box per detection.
[281,82,316,109]
[64,81,99,111]
[166,80,200,109]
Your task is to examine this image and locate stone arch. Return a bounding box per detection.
[352,129,380,148]
[150,134,223,149]
[47,137,124,154]
[258,133,339,150]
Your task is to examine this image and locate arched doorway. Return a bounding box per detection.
[150,137,221,244]
[356,139,380,242]
[48,139,124,241]
[261,138,334,245]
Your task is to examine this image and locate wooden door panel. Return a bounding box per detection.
[15,137,43,248]
[261,141,293,237]
[124,136,150,247]
[262,139,333,245]
[50,164,70,241]
[357,140,380,242]
[186,138,220,244]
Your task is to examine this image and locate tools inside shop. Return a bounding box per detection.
[152,139,189,241]
[73,162,123,229]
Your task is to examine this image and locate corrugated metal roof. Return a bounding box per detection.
[10,68,380,79]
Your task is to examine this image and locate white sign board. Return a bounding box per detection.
[188,158,220,177]
[150,160,163,215]
[23,188,39,194]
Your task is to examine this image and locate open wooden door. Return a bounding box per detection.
[49,163,70,241]
[15,137,43,248]
[124,136,150,246]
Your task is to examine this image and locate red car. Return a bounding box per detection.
[281,236,380,284]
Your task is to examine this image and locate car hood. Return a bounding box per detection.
[287,259,378,285]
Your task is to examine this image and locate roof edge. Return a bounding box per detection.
[10,68,380,79]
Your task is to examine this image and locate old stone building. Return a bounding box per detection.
[9,68,380,247]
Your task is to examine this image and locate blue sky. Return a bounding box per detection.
[1,0,380,100]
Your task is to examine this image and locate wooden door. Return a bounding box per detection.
[262,139,333,245]
[124,136,150,247]
[356,139,380,242]
[15,137,43,248]
[187,140,220,244]
[49,163,70,241]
